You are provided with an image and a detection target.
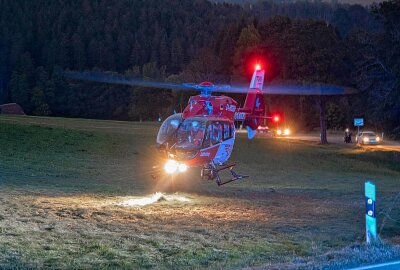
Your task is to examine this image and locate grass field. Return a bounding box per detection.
[0,115,399,269]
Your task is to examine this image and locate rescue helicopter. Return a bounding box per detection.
[66,64,356,186]
[154,66,266,186]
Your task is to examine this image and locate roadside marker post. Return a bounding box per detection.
[365,181,377,244]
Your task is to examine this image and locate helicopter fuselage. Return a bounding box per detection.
[157,93,238,168]
[156,70,265,184]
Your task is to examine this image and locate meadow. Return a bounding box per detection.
[0,115,399,269]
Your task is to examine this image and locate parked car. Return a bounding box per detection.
[356,131,381,145]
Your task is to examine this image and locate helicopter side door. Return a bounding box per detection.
[211,121,223,145]
[202,124,212,148]
[187,121,220,167]
[189,120,235,166]
[213,121,235,165]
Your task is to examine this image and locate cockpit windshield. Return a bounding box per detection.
[157,114,182,144]
[175,118,207,149]
[157,115,207,150]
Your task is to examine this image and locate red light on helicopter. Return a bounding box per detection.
[273,115,280,122]
[199,81,214,87]
[255,64,261,71]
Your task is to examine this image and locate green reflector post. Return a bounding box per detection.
[365,181,377,244]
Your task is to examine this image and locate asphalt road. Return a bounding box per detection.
[347,261,400,270]
[289,133,400,152]
[252,131,400,152]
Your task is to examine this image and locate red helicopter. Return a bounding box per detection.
[155,64,266,185]
[66,64,356,185]
[67,65,266,185]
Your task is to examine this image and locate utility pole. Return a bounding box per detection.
[317,95,328,144]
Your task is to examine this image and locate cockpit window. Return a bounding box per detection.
[223,123,231,140]
[175,119,207,149]
[211,122,222,145]
[203,125,212,148]
[157,113,182,144]
[157,116,208,150]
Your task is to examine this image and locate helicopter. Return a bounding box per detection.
[65,64,357,186]
[154,65,267,186]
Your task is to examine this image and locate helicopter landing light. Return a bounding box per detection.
[164,160,188,174]
[178,163,188,173]
[164,160,178,174]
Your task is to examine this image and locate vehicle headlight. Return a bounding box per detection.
[363,137,369,143]
[277,129,282,135]
[376,137,380,142]
[164,160,178,174]
[284,129,290,135]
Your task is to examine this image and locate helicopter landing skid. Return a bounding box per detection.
[201,162,249,186]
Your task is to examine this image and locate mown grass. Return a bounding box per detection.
[0,123,109,192]
[0,115,399,269]
[230,137,400,196]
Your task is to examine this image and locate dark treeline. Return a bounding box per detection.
[214,0,382,36]
[0,0,399,137]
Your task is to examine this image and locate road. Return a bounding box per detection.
[347,260,400,270]
[289,133,400,152]
[251,130,400,152]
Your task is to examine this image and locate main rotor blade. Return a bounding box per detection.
[64,71,193,91]
[65,70,358,95]
[218,83,358,95]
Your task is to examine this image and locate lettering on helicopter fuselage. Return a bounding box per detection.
[226,104,236,112]
[234,112,246,120]
[200,152,211,157]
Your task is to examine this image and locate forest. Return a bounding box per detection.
[0,0,399,137]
